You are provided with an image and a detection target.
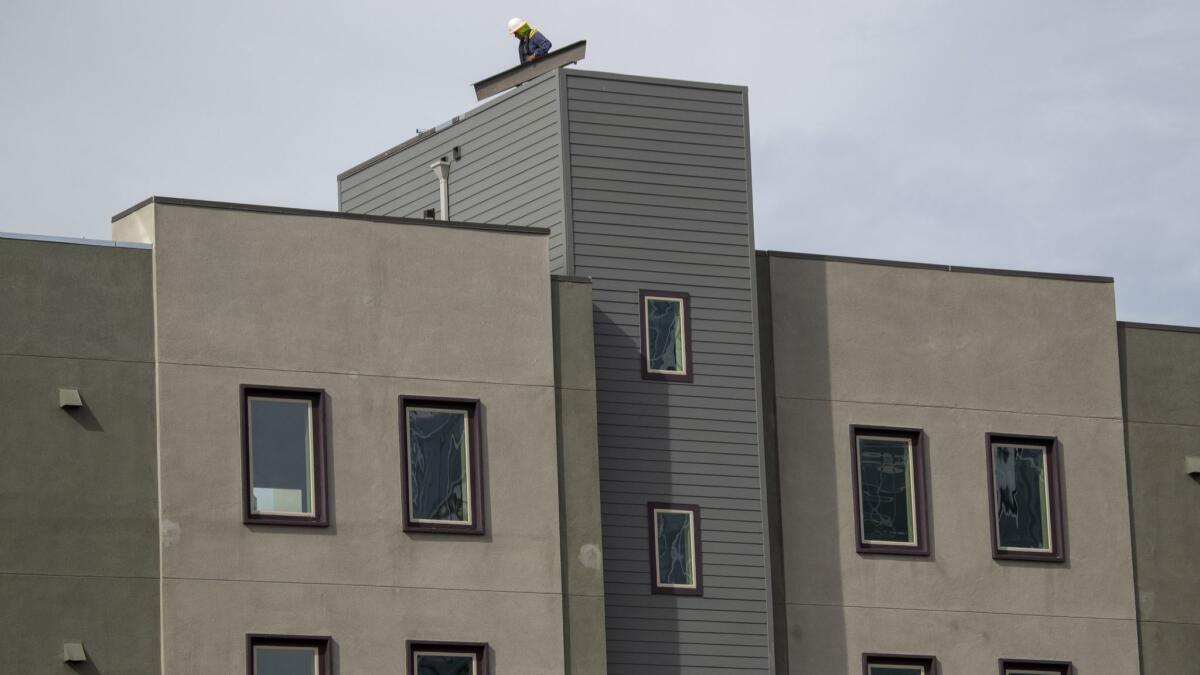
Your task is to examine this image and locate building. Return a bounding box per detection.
[1,63,1196,674]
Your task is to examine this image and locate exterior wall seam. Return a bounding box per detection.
[0,352,155,365]
[153,360,556,390]
[775,393,1123,422]
[784,601,1136,622]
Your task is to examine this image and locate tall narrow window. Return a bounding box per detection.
[241,386,328,526]
[639,290,692,382]
[407,641,487,675]
[862,653,937,675]
[247,634,331,675]
[999,659,1072,674]
[851,426,929,555]
[648,502,702,595]
[986,434,1064,562]
[400,397,484,534]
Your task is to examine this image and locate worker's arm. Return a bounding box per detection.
[527,32,552,60]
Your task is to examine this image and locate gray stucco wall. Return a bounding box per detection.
[0,237,160,674]
[552,276,608,675]
[337,71,568,271]
[760,252,1140,673]
[562,70,771,674]
[114,201,566,673]
[1118,322,1200,674]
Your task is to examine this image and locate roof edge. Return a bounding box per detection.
[0,231,151,250]
[758,249,1114,284]
[565,68,748,93]
[111,197,550,236]
[1117,320,1200,335]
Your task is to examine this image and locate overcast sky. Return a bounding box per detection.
[3,1,1197,325]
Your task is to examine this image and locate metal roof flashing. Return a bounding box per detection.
[759,250,1114,284]
[109,197,550,237]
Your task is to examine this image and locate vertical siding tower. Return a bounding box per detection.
[339,67,771,673]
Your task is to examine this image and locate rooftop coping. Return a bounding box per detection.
[1117,320,1200,334]
[0,230,151,250]
[758,249,1114,284]
[111,196,551,236]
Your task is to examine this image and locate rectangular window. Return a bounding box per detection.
[407,641,488,675]
[400,397,484,534]
[639,290,692,382]
[863,653,937,675]
[241,386,328,526]
[987,434,1064,562]
[648,502,702,595]
[247,634,331,675]
[851,426,929,555]
[999,659,1072,675]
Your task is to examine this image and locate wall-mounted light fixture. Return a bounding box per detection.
[63,641,86,662]
[59,388,82,409]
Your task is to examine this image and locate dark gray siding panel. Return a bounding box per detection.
[564,70,768,673]
[338,72,568,273]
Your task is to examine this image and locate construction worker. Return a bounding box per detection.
[508,17,552,65]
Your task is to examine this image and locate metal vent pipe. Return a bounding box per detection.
[430,159,451,220]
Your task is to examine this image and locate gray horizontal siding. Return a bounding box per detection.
[337,71,567,273]
[565,70,768,674]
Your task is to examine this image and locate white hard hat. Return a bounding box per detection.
[507,17,526,34]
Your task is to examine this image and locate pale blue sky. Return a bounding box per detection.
[2,1,1197,324]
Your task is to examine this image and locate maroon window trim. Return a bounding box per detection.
[406,640,489,675]
[985,433,1065,562]
[399,396,485,535]
[998,658,1073,674]
[647,501,704,596]
[639,289,693,383]
[240,385,329,527]
[850,426,930,556]
[863,653,938,674]
[246,634,332,675]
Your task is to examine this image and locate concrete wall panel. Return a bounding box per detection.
[0,575,160,675]
[0,237,159,674]
[0,356,158,578]
[1119,323,1200,672]
[149,204,554,386]
[162,578,564,674]
[767,257,1124,419]
[0,238,153,361]
[763,254,1137,671]
[787,603,1139,674]
[776,397,1136,619]
[156,362,562,595]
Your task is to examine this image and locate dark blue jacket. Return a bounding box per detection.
[517,32,552,64]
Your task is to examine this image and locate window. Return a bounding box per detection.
[986,434,1064,562]
[999,659,1072,675]
[639,290,692,382]
[241,386,328,526]
[247,634,331,675]
[862,653,937,675]
[407,641,488,675]
[400,397,484,534]
[851,426,929,555]
[648,502,702,595]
